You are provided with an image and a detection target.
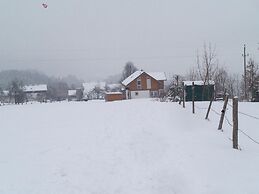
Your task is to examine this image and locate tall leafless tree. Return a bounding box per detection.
[185,67,199,81]
[197,43,218,84]
[214,66,228,94]
[195,43,218,100]
[121,61,138,81]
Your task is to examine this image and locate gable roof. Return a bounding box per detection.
[121,70,166,86]
[148,72,167,81]
[122,71,143,86]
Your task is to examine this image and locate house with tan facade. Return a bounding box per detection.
[122,70,166,99]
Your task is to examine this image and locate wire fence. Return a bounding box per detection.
[210,107,221,116]
[228,102,259,120]
[180,99,259,147]
[194,104,207,110]
[225,103,259,145]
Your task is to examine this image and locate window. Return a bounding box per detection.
[135,92,139,96]
[151,91,158,98]
[137,78,141,89]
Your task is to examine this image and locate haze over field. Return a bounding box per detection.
[1,0,259,80]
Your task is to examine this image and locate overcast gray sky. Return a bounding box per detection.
[0,0,259,80]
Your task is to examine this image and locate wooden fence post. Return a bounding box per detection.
[192,82,195,114]
[205,93,214,120]
[233,97,238,149]
[218,94,229,130]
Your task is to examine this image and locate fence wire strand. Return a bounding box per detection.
[210,108,221,116]
[228,102,259,120]
[194,105,207,110]
[186,101,259,146]
[225,107,259,145]
[238,129,259,145]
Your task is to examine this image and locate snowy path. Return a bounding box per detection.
[0,100,259,194]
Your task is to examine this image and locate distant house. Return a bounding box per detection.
[68,90,77,101]
[0,90,10,103]
[183,81,215,101]
[122,70,167,99]
[68,88,83,101]
[24,84,48,102]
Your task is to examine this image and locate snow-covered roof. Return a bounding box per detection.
[147,72,167,81]
[121,71,143,86]
[105,92,123,95]
[3,90,9,96]
[68,90,77,96]
[122,70,167,86]
[24,84,47,92]
[183,80,215,86]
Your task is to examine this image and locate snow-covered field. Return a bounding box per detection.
[0,99,259,194]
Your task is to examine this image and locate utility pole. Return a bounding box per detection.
[242,44,249,100]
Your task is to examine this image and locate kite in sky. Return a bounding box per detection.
[42,3,48,8]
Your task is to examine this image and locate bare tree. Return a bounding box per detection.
[195,43,218,100]
[185,67,199,81]
[214,66,228,94]
[121,61,138,81]
[197,43,218,84]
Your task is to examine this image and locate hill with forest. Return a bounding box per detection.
[0,70,84,89]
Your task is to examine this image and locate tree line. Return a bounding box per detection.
[169,43,259,102]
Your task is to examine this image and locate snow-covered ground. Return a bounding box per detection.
[0,99,259,194]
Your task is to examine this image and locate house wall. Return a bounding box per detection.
[127,73,164,91]
[25,91,47,102]
[130,90,150,99]
[105,93,125,102]
[185,85,214,101]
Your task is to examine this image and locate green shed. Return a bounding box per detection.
[183,81,215,101]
